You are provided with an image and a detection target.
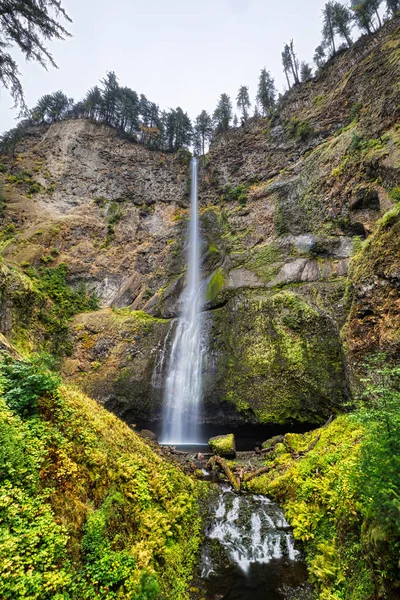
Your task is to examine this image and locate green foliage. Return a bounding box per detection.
[286,117,315,141]
[349,102,363,123]
[245,358,400,599]
[206,269,225,302]
[389,186,400,202]
[221,183,250,205]
[0,353,203,599]
[25,264,99,355]
[0,355,59,416]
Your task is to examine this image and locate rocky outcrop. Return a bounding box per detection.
[0,17,399,429]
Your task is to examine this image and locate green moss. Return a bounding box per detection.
[286,117,315,141]
[0,354,204,599]
[244,361,400,600]
[221,183,251,205]
[210,290,346,424]
[208,433,236,458]
[245,243,282,282]
[206,268,225,302]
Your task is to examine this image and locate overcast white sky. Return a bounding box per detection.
[1,0,334,132]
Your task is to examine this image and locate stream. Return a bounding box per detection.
[199,484,311,600]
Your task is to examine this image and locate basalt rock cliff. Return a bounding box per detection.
[0,17,399,431]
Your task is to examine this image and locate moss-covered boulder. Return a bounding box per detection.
[208,433,236,458]
[204,289,348,426]
[63,307,170,425]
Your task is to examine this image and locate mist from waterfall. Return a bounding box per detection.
[160,157,204,444]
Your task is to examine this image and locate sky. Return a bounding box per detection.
[0,0,332,132]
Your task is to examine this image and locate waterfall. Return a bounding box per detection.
[201,488,301,578]
[160,157,204,444]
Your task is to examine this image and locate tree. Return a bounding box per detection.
[100,71,119,125]
[256,69,276,116]
[213,93,233,133]
[322,1,337,54]
[351,0,381,34]
[116,87,139,134]
[84,86,102,121]
[193,110,213,155]
[31,90,72,123]
[331,1,353,47]
[0,123,26,156]
[233,114,238,127]
[165,108,192,151]
[314,44,327,71]
[300,62,313,82]
[236,85,251,122]
[0,1,71,107]
[281,41,299,88]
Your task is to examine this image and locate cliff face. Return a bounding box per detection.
[0,17,399,430]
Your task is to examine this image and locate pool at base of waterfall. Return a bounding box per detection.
[199,485,313,600]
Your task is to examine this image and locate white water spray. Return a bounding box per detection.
[160,158,203,444]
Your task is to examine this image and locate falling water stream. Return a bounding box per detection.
[155,160,310,597]
[160,157,204,444]
[200,485,309,600]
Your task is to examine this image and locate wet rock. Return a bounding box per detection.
[140,429,158,441]
[208,434,236,458]
[262,434,285,450]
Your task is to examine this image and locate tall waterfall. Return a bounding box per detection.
[160,157,204,444]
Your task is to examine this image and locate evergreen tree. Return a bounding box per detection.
[84,86,102,121]
[300,62,313,82]
[233,114,239,127]
[0,0,71,107]
[139,94,151,127]
[314,44,327,71]
[116,87,139,134]
[236,85,251,122]
[256,68,276,116]
[322,1,337,54]
[31,90,72,123]
[331,1,353,47]
[351,0,381,34]
[100,71,119,125]
[165,108,192,151]
[0,123,25,156]
[213,94,233,133]
[281,42,299,88]
[193,110,213,155]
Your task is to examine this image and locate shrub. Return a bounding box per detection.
[0,355,59,416]
[286,117,314,141]
[389,187,400,202]
[221,183,250,205]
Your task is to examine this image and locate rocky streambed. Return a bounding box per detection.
[199,484,312,600]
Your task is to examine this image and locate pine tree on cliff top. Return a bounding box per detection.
[236,85,251,122]
[194,110,213,156]
[0,0,71,108]
[213,94,233,134]
[351,0,382,34]
[300,62,313,82]
[256,68,276,116]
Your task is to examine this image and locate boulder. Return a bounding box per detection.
[140,429,158,442]
[262,434,285,450]
[208,434,236,458]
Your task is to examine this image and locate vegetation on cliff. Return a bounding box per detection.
[0,352,203,599]
[245,357,400,600]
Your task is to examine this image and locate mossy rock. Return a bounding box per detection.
[208,433,236,458]
[205,289,348,426]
